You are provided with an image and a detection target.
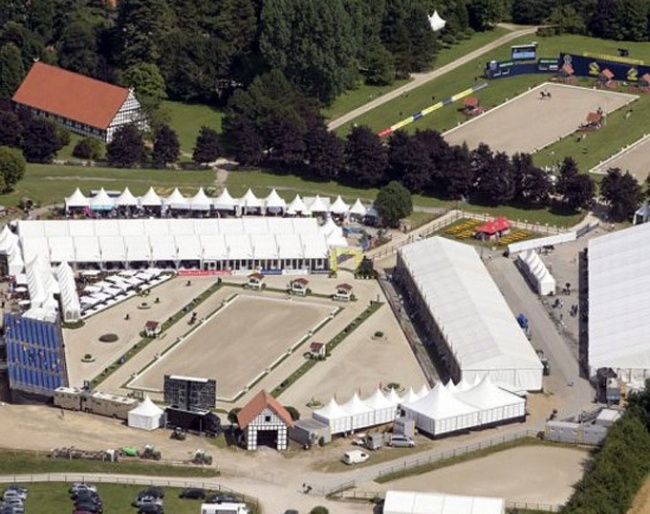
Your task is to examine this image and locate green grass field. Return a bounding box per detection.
[335,34,650,137]
[2,164,214,209]
[163,101,224,153]
[11,483,257,514]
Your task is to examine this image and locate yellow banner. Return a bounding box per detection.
[582,52,644,66]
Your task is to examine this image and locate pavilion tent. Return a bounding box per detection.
[327,231,349,248]
[240,189,263,213]
[320,217,339,237]
[7,249,24,276]
[329,196,350,216]
[349,199,367,219]
[286,195,308,216]
[163,188,189,210]
[115,187,139,207]
[385,388,402,407]
[518,250,556,296]
[307,195,328,214]
[342,393,374,429]
[454,375,526,426]
[363,388,397,425]
[190,188,212,211]
[401,387,420,404]
[400,382,480,436]
[90,188,114,211]
[264,189,286,214]
[416,384,430,400]
[65,188,90,211]
[213,188,238,211]
[127,396,165,431]
[428,10,447,31]
[313,398,352,435]
[139,187,162,207]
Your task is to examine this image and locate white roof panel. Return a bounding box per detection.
[95,220,120,237]
[242,217,270,235]
[75,237,101,262]
[143,219,170,237]
[225,233,253,260]
[151,235,177,261]
[47,237,76,263]
[99,236,126,262]
[199,235,228,260]
[118,219,144,237]
[175,235,202,260]
[300,234,329,259]
[123,235,151,262]
[21,237,49,264]
[251,234,279,260]
[68,220,95,237]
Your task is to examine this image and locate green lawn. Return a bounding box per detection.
[3,163,214,208]
[57,133,84,161]
[15,483,257,514]
[335,34,650,137]
[163,101,224,153]
[434,26,510,68]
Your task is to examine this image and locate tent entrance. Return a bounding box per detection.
[255,429,278,448]
[203,260,216,271]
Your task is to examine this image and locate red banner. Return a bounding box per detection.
[177,269,232,277]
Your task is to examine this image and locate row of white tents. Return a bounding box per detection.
[517,250,556,296]
[65,187,371,218]
[313,376,526,437]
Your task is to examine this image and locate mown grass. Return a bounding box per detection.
[11,483,259,514]
[335,34,650,137]
[2,164,214,209]
[0,449,218,477]
[162,101,224,153]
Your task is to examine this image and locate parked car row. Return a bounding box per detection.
[132,487,165,514]
[69,483,103,514]
[2,485,27,514]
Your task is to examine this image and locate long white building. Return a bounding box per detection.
[13,218,331,273]
[396,237,543,391]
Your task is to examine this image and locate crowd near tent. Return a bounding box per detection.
[396,237,543,391]
[384,491,505,514]
[128,396,165,431]
[588,222,650,382]
[517,250,556,295]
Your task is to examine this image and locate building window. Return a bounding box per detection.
[264,415,271,423]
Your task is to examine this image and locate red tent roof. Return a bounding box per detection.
[600,68,614,80]
[476,217,510,235]
[464,96,479,107]
[494,217,511,231]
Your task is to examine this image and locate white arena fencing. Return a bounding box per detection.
[507,231,577,254]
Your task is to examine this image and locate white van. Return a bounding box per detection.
[342,449,370,465]
[201,502,249,514]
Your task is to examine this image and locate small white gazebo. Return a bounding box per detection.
[139,187,162,207]
[127,396,166,431]
[240,188,263,213]
[428,10,447,31]
[308,195,328,214]
[213,188,238,211]
[329,195,350,216]
[287,195,308,216]
[65,188,90,211]
[115,187,139,208]
[190,187,212,211]
[349,198,367,219]
[264,189,286,214]
[163,188,189,210]
[90,188,114,211]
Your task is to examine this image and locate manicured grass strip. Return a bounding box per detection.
[0,450,218,477]
[162,100,224,152]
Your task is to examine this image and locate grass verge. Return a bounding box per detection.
[162,101,224,153]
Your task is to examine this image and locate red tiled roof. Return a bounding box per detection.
[237,390,294,428]
[337,283,353,291]
[310,342,325,351]
[12,62,130,130]
[600,68,614,80]
[642,73,650,83]
[145,321,159,330]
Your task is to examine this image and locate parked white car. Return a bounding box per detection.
[342,450,370,465]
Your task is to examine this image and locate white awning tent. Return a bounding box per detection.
[115,187,139,207]
[383,491,505,514]
[127,396,165,431]
[240,189,262,212]
[385,387,402,407]
[163,188,189,210]
[65,188,90,210]
[90,188,114,211]
[428,10,447,32]
[286,195,309,216]
[264,189,286,213]
[139,187,162,207]
[329,196,350,215]
[306,195,328,214]
[349,198,367,218]
[364,388,397,425]
[190,188,212,211]
[454,375,526,425]
[400,382,480,436]
[398,237,543,391]
[313,398,352,435]
[401,387,420,404]
[342,393,374,430]
[518,250,556,296]
[588,222,650,380]
[55,262,81,322]
[213,188,238,211]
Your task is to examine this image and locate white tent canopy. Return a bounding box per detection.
[213,188,238,211]
[287,195,308,215]
[139,187,162,207]
[163,188,189,210]
[307,195,328,214]
[240,189,262,210]
[428,10,447,32]
[454,375,526,425]
[128,396,165,431]
[189,188,212,211]
[349,198,367,217]
[384,491,505,514]
[398,237,543,391]
[65,188,90,210]
[342,393,374,429]
[90,188,114,211]
[115,187,139,207]
[364,388,397,425]
[313,398,351,434]
[329,195,350,215]
[518,250,556,295]
[401,387,420,404]
[56,262,81,322]
[385,387,402,407]
[264,189,286,212]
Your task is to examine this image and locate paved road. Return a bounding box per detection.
[327,26,539,131]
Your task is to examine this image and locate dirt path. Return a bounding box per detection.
[327,26,538,131]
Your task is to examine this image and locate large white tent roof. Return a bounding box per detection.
[384,491,504,514]
[90,188,114,210]
[163,188,189,209]
[588,222,650,376]
[349,198,367,217]
[264,189,286,210]
[342,393,374,416]
[329,195,350,215]
[189,188,211,211]
[287,195,308,215]
[402,382,479,419]
[399,237,542,391]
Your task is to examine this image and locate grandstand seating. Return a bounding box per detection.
[3,314,67,395]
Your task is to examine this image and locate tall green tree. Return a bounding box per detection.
[57,21,98,76]
[0,43,25,99]
[124,63,167,107]
[22,118,64,163]
[0,146,26,192]
[27,0,55,42]
[116,0,174,67]
[152,124,180,167]
[467,0,504,30]
[106,124,147,168]
[0,22,45,70]
[374,180,413,227]
[260,0,357,104]
[600,167,644,221]
[192,126,221,165]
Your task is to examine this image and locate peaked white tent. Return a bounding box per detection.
[364,388,397,425]
[313,398,352,434]
[264,189,286,213]
[445,380,458,393]
[349,198,367,219]
[416,384,430,400]
[65,188,90,211]
[90,188,114,211]
[115,187,139,207]
[213,188,238,211]
[385,387,402,407]
[163,188,189,210]
[139,187,162,207]
[287,195,308,216]
[428,10,447,32]
[56,262,81,322]
[454,375,526,426]
[329,195,350,215]
[342,393,374,429]
[240,189,263,212]
[128,396,165,431]
[400,382,480,436]
[190,188,212,211]
[320,217,339,237]
[307,195,328,214]
[518,250,556,295]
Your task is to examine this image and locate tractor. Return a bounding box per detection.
[171,427,187,441]
[140,444,162,461]
[191,449,213,465]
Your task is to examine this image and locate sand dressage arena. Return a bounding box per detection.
[128,294,334,400]
[590,133,650,182]
[378,445,588,506]
[444,83,637,155]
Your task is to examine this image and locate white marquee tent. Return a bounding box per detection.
[163,188,189,210]
[190,188,211,211]
[588,222,650,380]
[128,396,165,431]
[428,10,447,32]
[115,187,139,207]
[384,491,505,514]
[313,398,351,434]
[518,250,556,295]
[454,375,526,425]
[398,237,543,391]
[342,393,374,430]
[240,189,262,212]
[349,198,367,219]
[264,189,286,213]
[287,195,308,216]
[329,195,350,215]
[56,262,81,322]
[139,187,162,207]
[306,195,328,214]
[65,188,90,210]
[213,188,238,211]
[90,188,114,211]
[364,388,397,425]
